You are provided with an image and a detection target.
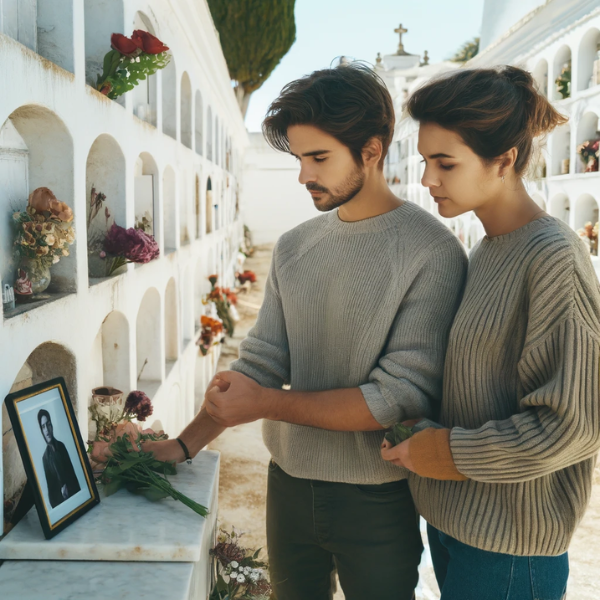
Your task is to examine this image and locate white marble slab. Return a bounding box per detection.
[0,560,195,600]
[0,450,220,562]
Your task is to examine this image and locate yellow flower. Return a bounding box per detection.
[65,233,75,245]
[62,248,69,256]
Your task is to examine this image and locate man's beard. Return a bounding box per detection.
[306,164,365,212]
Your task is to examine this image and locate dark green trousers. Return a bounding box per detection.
[266,461,423,600]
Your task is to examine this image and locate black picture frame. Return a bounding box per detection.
[4,377,100,539]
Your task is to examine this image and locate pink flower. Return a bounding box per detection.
[99,251,106,258]
[104,223,159,264]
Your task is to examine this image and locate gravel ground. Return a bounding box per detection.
[208,243,600,599]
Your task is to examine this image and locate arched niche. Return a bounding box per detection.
[3,342,77,529]
[206,177,213,234]
[131,11,158,126]
[574,193,599,230]
[162,56,177,140]
[165,277,179,373]
[215,115,220,166]
[136,287,162,396]
[532,59,549,97]
[182,263,193,347]
[86,134,126,278]
[99,310,130,394]
[84,0,124,90]
[180,72,192,149]
[207,106,213,161]
[180,170,191,245]
[195,174,202,238]
[134,152,158,236]
[551,123,571,176]
[553,45,572,100]
[193,256,205,332]
[576,112,599,173]
[163,165,177,252]
[195,91,204,156]
[577,28,600,92]
[0,105,76,302]
[549,193,570,224]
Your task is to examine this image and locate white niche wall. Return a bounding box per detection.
[163,165,178,252]
[574,194,599,230]
[162,57,177,140]
[134,152,158,236]
[165,277,179,376]
[136,287,162,398]
[181,72,193,150]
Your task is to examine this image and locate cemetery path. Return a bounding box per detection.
[208,243,600,600]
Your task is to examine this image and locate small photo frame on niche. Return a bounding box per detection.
[4,377,100,539]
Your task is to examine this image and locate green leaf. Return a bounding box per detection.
[104,479,124,496]
[384,422,414,446]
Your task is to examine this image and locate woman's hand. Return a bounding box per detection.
[381,438,416,472]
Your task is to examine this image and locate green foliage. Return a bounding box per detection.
[451,37,480,63]
[384,422,414,446]
[100,433,209,517]
[207,0,296,113]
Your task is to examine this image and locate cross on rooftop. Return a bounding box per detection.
[394,23,408,55]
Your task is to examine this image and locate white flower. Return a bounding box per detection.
[230,561,239,569]
[237,574,245,583]
[136,56,141,63]
[52,255,60,264]
[244,566,251,574]
[230,570,237,578]
[250,571,259,582]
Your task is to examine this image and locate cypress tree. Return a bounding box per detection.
[207,0,296,116]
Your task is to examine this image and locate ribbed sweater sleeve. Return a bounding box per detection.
[451,251,600,484]
[360,237,467,427]
[229,240,290,388]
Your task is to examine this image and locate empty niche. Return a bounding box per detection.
[195,174,202,238]
[549,193,570,224]
[577,28,600,92]
[165,277,179,376]
[84,0,124,100]
[162,56,177,140]
[532,59,548,97]
[0,105,76,316]
[136,287,162,398]
[215,116,220,166]
[180,170,191,245]
[206,177,213,234]
[182,263,193,347]
[134,152,158,238]
[99,310,131,395]
[86,134,126,280]
[131,11,158,126]
[3,342,77,531]
[551,123,571,176]
[195,91,204,156]
[180,72,193,149]
[574,194,599,230]
[163,165,177,252]
[207,106,213,161]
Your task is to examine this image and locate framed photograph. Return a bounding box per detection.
[4,377,100,539]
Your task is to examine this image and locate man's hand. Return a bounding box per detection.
[142,438,186,463]
[205,371,270,427]
[381,438,415,472]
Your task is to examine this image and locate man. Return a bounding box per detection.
[146,63,467,599]
[38,409,81,508]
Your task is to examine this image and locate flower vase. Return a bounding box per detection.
[90,386,125,437]
[14,257,51,299]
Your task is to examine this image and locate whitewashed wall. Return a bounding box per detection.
[0,0,248,529]
[242,132,320,245]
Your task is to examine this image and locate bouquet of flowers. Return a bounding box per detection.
[197,315,225,356]
[101,222,160,275]
[577,139,600,172]
[236,270,257,285]
[577,221,599,256]
[210,527,272,600]
[555,62,571,99]
[12,187,75,267]
[204,275,237,337]
[96,30,170,99]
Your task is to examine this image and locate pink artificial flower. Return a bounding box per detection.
[104,223,159,264]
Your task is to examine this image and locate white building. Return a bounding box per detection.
[388,0,600,268]
[0,0,247,537]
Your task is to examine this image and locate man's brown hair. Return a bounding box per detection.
[262,62,395,169]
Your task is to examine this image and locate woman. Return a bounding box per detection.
[382,65,600,600]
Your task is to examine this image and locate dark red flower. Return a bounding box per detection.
[104,223,159,264]
[208,274,218,287]
[111,33,141,57]
[124,390,153,422]
[131,30,169,54]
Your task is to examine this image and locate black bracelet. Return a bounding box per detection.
[176,437,192,465]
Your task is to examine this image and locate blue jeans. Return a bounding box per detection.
[427,524,569,600]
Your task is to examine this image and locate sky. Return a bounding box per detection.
[245,0,486,132]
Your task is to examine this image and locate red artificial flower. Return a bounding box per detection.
[111,33,141,57]
[131,29,169,54]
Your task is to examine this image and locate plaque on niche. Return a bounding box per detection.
[4,377,100,539]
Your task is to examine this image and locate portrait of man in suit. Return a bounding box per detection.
[38,409,81,508]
